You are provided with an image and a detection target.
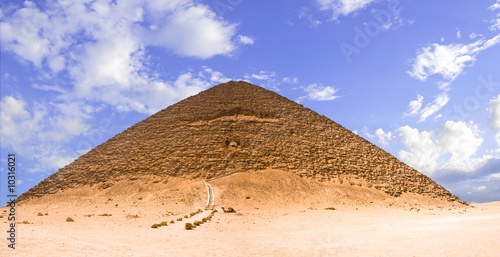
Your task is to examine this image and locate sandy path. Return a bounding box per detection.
[201,181,215,209]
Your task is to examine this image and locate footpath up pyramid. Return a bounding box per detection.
[18,81,463,204]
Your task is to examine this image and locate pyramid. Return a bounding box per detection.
[18,81,464,204]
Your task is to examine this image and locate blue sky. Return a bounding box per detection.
[1,0,500,204]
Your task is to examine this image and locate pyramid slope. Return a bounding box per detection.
[18,81,464,204]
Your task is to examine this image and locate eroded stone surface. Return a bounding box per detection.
[18,81,464,204]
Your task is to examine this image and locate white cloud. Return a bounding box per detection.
[0,96,45,146]
[490,94,500,130]
[317,0,377,19]
[0,96,93,173]
[474,185,487,191]
[375,128,393,147]
[405,94,423,116]
[0,1,242,175]
[489,94,500,147]
[418,92,450,122]
[405,93,450,122]
[238,35,255,45]
[283,77,299,84]
[245,71,277,81]
[398,121,485,175]
[0,2,50,67]
[469,33,483,39]
[243,71,282,90]
[301,84,340,101]
[141,2,237,58]
[409,36,500,81]
[0,0,239,114]
[299,7,323,27]
[490,1,500,31]
[408,35,500,82]
[362,126,375,139]
[200,66,231,84]
[456,30,462,39]
[407,34,500,120]
[490,0,500,10]
[32,84,68,94]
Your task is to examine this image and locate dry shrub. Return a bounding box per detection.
[184,215,188,218]
[324,207,336,211]
[170,220,175,223]
[99,213,112,216]
[151,224,159,229]
[126,214,140,219]
[45,213,49,215]
[160,221,168,226]
[202,217,207,222]
[177,217,183,221]
[66,217,74,222]
[194,221,201,226]
[185,223,194,230]
[37,212,44,216]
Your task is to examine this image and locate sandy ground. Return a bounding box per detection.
[2,201,498,256]
[2,170,499,256]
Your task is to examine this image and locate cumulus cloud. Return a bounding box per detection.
[300,84,340,101]
[431,158,500,203]
[0,0,239,114]
[375,128,393,147]
[406,31,500,121]
[492,0,500,10]
[141,1,237,58]
[0,1,242,174]
[489,94,500,147]
[316,0,378,19]
[398,121,485,175]
[1,96,44,145]
[408,35,500,82]
[238,35,255,45]
[0,95,95,173]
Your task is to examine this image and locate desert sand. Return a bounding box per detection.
[2,170,499,256]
